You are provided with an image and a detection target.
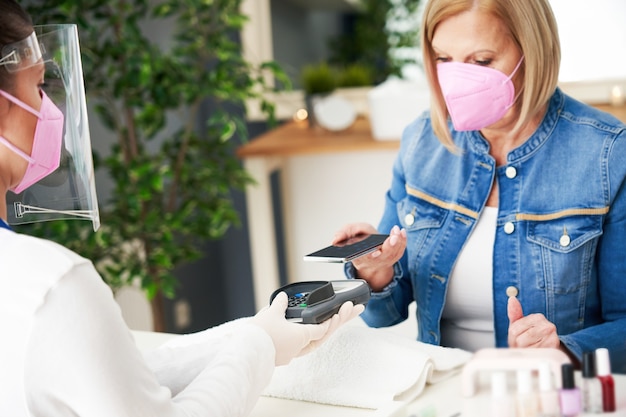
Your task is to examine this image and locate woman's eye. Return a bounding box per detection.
[435,56,450,63]
[474,59,493,66]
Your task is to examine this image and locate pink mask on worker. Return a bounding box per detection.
[0,89,64,193]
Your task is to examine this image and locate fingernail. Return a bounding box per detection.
[390,235,398,246]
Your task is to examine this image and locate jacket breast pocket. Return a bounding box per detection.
[526,215,602,294]
[397,197,448,264]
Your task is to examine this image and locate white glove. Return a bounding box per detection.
[251,292,365,366]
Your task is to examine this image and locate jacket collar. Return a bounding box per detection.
[461,88,563,162]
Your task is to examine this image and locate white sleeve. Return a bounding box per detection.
[24,262,275,417]
[142,318,264,397]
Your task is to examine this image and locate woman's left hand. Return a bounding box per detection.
[506,296,560,348]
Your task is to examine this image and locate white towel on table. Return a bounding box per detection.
[262,323,472,409]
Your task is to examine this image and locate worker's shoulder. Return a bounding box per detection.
[0,229,90,277]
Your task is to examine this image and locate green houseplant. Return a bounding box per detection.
[23,0,287,331]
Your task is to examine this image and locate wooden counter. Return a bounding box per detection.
[238,103,625,159]
[237,117,399,158]
[594,103,626,123]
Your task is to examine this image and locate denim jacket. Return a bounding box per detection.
[348,88,626,372]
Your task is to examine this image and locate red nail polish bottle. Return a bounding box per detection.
[595,348,616,412]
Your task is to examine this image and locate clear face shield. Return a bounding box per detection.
[1,25,100,231]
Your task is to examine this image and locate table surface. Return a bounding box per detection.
[132,331,626,417]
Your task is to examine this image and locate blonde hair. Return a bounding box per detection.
[421,0,561,149]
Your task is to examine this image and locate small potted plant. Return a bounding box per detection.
[337,63,374,88]
[300,62,338,127]
[336,63,375,117]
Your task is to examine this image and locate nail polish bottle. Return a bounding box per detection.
[491,371,515,417]
[516,368,539,417]
[559,363,581,417]
[581,351,603,413]
[596,348,616,412]
[538,361,560,417]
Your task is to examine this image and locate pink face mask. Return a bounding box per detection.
[437,56,524,131]
[0,89,64,193]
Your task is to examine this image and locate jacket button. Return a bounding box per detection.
[404,213,415,226]
[504,222,515,234]
[505,166,517,179]
[506,286,519,297]
[559,234,571,247]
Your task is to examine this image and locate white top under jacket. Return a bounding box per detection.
[440,206,497,351]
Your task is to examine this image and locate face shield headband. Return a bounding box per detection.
[2,25,100,231]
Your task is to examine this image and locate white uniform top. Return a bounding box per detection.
[0,226,275,417]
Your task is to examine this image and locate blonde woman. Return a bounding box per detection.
[334,0,626,373]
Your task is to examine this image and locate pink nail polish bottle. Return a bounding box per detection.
[596,348,616,412]
[559,363,581,417]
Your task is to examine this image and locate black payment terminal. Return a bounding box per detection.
[269,280,370,324]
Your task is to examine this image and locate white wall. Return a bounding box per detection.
[281,149,398,284]
[550,0,626,103]
[550,0,626,83]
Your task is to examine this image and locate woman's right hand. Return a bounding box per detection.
[332,223,407,292]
